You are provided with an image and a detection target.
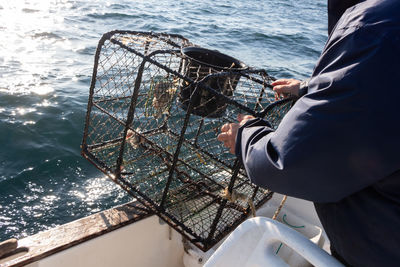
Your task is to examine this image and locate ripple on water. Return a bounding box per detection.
[74,45,96,55]
[21,8,40,13]
[87,12,143,20]
[31,32,64,40]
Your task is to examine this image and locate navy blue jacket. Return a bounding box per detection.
[328,0,365,35]
[236,0,400,266]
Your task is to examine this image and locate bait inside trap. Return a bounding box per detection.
[81,30,295,251]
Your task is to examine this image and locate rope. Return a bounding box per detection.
[272,195,288,255]
[272,195,287,220]
[222,187,256,217]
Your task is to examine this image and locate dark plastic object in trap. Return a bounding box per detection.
[81,30,296,251]
[179,47,247,118]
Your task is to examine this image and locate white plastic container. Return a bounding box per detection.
[204,214,343,267]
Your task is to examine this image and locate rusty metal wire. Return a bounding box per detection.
[81,30,295,251]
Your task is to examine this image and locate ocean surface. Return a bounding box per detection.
[0,0,327,241]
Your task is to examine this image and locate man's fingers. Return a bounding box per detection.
[271,79,290,86]
[223,140,232,148]
[238,114,255,123]
[217,132,229,141]
[223,140,235,154]
[220,138,232,149]
[242,115,255,121]
[221,123,230,132]
[273,84,288,93]
[218,122,240,155]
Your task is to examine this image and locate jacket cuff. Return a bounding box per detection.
[298,78,310,97]
[235,118,272,158]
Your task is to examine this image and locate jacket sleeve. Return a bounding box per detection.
[237,22,400,203]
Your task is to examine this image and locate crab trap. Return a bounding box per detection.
[81,30,295,251]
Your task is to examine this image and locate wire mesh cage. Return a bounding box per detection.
[81,30,295,251]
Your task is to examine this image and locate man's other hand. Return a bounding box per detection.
[217,114,255,154]
[271,78,301,99]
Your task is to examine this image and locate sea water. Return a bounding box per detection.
[0,0,327,241]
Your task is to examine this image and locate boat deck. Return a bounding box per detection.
[0,202,153,267]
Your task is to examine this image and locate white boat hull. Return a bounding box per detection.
[1,194,332,267]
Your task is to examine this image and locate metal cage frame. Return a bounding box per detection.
[81,30,295,251]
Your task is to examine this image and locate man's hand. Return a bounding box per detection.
[271,78,301,99]
[217,114,255,154]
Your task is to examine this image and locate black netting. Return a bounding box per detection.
[81,30,295,251]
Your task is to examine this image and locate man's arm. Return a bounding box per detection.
[236,21,400,203]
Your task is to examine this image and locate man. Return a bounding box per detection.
[218,0,400,266]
